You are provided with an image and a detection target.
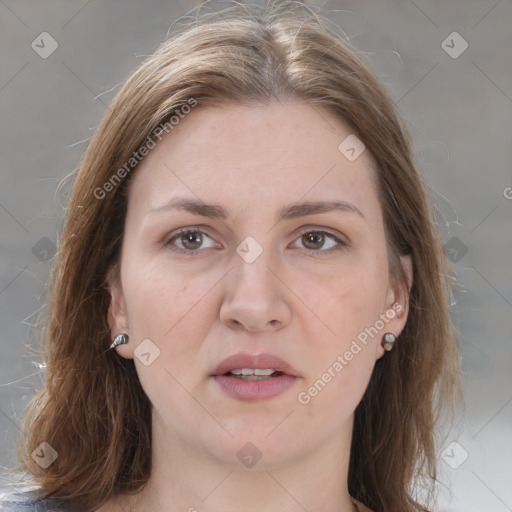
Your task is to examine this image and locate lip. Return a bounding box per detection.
[211,352,301,402]
[212,352,300,377]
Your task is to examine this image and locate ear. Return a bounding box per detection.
[106,270,134,359]
[375,254,413,360]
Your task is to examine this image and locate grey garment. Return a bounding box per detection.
[0,489,69,511]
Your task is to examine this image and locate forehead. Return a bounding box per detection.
[128,101,379,217]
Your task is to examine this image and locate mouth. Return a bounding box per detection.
[211,353,300,401]
[212,352,300,378]
[221,368,285,380]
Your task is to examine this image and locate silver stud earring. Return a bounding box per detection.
[381,332,396,351]
[110,333,128,349]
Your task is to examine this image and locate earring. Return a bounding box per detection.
[381,332,396,351]
[110,333,129,349]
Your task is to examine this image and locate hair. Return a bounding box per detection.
[11,1,461,511]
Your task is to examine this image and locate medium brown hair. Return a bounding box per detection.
[13,2,460,511]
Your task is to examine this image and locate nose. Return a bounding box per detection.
[219,248,292,333]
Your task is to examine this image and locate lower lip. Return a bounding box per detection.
[212,374,298,401]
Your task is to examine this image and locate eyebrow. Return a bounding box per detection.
[147,198,364,223]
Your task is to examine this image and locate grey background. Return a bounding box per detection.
[0,1,511,511]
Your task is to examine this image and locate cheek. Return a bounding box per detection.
[122,261,218,401]
[293,249,389,400]
[297,280,379,418]
[122,259,216,347]
[299,253,389,338]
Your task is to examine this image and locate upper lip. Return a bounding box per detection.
[212,352,300,377]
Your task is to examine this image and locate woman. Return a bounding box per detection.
[1,1,461,511]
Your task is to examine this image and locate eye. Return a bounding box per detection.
[164,229,219,254]
[291,229,348,254]
[163,227,348,255]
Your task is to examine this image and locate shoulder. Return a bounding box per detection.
[0,487,68,511]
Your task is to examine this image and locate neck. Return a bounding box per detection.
[124,411,357,512]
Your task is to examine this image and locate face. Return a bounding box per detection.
[108,101,411,469]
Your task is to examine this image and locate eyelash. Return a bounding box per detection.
[163,227,349,256]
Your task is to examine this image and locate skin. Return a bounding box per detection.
[101,101,412,512]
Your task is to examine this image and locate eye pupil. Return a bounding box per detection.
[303,232,324,249]
[182,231,202,250]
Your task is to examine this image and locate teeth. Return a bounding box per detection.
[230,368,276,376]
